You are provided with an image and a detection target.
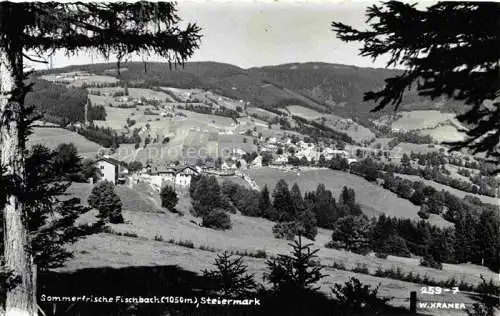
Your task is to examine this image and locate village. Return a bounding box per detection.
[95,135,356,193]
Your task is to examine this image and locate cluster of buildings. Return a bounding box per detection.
[94,133,357,193]
[96,156,200,190]
[258,137,351,166]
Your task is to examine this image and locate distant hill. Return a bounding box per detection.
[39,61,464,124]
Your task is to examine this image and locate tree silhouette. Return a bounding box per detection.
[202,251,256,298]
[0,3,200,314]
[88,181,124,224]
[265,235,325,294]
[272,179,294,222]
[332,2,500,171]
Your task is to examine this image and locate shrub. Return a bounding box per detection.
[127,160,143,173]
[373,266,385,277]
[331,277,389,314]
[198,245,217,252]
[272,222,298,240]
[177,240,194,248]
[466,303,495,316]
[202,210,231,230]
[352,263,369,274]
[154,234,163,242]
[467,276,500,316]
[375,252,388,259]
[122,231,138,238]
[475,275,500,296]
[160,185,178,212]
[420,255,443,270]
[255,250,267,258]
[202,251,257,298]
[329,261,347,271]
[417,209,430,219]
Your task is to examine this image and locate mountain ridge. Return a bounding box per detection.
[39,61,463,124]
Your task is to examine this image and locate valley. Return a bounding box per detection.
[27,61,500,315]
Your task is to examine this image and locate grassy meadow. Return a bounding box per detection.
[28,127,102,158]
[63,182,495,314]
[245,167,452,227]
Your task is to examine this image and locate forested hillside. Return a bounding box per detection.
[25,79,88,125]
[38,61,465,124]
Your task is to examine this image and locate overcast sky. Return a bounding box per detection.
[42,0,438,70]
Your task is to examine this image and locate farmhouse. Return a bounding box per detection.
[273,155,288,165]
[96,157,128,184]
[250,156,262,168]
[221,161,237,170]
[232,148,246,157]
[156,165,199,188]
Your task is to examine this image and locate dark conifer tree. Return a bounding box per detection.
[258,184,272,215]
[454,212,478,264]
[328,215,370,255]
[400,153,411,169]
[0,3,201,312]
[333,2,500,171]
[88,180,124,224]
[203,251,256,298]
[475,211,500,272]
[290,182,305,216]
[308,183,337,229]
[340,186,355,206]
[12,145,101,269]
[265,236,325,294]
[272,179,294,222]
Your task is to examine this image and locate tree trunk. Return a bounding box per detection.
[0,45,36,315]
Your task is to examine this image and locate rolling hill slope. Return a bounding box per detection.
[40,61,465,125]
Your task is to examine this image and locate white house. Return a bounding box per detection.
[347,158,358,165]
[221,161,237,170]
[232,148,246,156]
[96,157,128,184]
[250,156,262,168]
[175,166,198,187]
[274,155,288,165]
